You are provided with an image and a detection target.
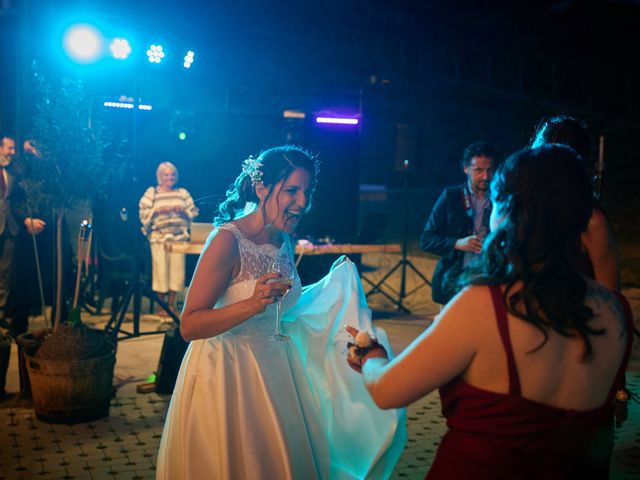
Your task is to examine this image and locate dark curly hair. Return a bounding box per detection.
[461,141,499,169]
[214,145,319,226]
[461,144,603,359]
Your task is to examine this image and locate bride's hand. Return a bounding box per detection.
[248,273,290,313]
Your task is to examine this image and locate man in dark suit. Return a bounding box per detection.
[420,141,497,305]
[0,134,46,334]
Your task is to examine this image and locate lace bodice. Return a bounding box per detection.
[214,223,301,339]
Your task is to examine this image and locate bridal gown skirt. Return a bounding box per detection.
[156,259,407,479]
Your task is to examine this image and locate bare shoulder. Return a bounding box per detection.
[586,208,613,236]
[446,285,493,311]
[436,285,495,332]
[201,227,239,262]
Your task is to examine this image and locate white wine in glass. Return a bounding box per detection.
[270,256,295,340]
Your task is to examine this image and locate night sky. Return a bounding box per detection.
[2,0,639,241]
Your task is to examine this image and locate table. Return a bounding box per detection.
[166,242,402,256]
[166,242,409,304]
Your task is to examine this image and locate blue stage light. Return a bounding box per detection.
[63,24,103,63]
[183,50,195,69]
[110,38,131,60]
[147,44,165,63]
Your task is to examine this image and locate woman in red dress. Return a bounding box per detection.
[349,145,634,479]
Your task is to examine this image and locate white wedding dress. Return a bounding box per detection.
[156,224,406,479]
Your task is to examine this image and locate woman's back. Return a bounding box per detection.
[462,279,628,410]
[425,281,632,479]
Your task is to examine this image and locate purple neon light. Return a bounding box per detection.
[315,116,359,125]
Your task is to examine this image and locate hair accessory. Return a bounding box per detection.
[242,155,264,187]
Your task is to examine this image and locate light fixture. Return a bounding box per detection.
[110,38,132,60]
[315,116,359,125]
[283,110,306,120]
[183,50,195,69]
[103,101,153,110]
[63,24,103,63]
[147,44,165,63]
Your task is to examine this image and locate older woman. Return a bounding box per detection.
[139,162,198,315]
[349,145,634,479]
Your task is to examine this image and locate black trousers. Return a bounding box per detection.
[0,232,15,321]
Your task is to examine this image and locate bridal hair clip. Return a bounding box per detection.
[242,155,264,187]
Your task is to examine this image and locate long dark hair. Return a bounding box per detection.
[530,115,592,168]
[214,145,319,226]
[462,145,603,358]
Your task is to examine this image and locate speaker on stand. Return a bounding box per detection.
[363,124,432,313]
[295,116,362,284]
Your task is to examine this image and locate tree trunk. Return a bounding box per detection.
[54,208,64,331]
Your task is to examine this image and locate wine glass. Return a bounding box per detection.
[270,256,295,341]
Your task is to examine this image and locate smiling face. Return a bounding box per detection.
[260,167,312,233]
[0,137,16,166]
[159,167,178,190]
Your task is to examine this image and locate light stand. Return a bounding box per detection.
[102,74,177,341]
[363,160,431,313]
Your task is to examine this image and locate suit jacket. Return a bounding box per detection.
[420,184,477,305]
[0,166,21,237]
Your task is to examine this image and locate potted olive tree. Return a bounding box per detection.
[20,68,122,423]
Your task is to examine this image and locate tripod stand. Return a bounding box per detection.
[100,75,179,341]
[363,166,431,314]
[103,272,179,340]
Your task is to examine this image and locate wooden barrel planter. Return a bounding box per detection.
[25,350,116,424]
[15,332,46,398]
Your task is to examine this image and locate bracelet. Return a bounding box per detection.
[615,388,629,403]
[348,342,387,365]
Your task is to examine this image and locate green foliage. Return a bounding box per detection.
[20,67,115,217]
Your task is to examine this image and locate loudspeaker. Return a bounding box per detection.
[395,124,419,172]
[297,120,361,242]
[155,327,189,394]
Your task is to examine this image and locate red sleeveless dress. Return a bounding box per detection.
[426,286,634,480]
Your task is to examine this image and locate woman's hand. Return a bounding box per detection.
[24,217,46,235]
[247,273,291,314]
[171,206,187,218]
[346,325,388,373]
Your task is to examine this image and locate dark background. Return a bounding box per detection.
[2,0,639,267]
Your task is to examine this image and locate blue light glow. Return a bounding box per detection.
[63,24,103,63]
[110,38,132,60]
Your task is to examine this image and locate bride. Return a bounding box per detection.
[156,146,406,479]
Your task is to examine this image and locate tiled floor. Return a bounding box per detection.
[2,374,639,480]
[1,253,640,479]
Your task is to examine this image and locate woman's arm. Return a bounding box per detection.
[180,229,287,341]
[361,287,486,409]
[179,188,199,220]
[138,187,156,227]
[581,208,620,291]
